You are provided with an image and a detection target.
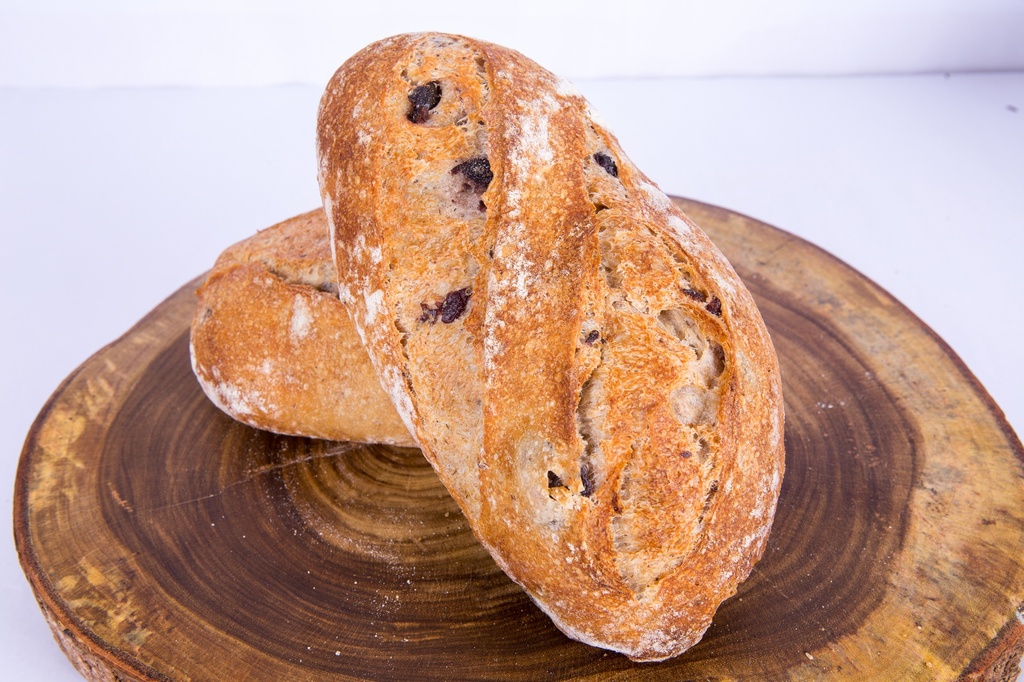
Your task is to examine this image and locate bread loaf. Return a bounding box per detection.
[190,209,414,446]
[318,33,785,660]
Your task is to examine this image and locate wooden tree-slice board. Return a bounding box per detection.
[14,198,1024,681]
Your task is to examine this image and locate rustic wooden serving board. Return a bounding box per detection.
[15,198,1024,681]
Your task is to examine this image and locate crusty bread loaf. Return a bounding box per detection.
[190,209,414,446]
[318,33,785,661]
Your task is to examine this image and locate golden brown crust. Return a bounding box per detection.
[318,33,785,660]
[189,210,414,446]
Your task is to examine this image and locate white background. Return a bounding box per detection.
[2,1,1023,679]
[3,0,1024,88]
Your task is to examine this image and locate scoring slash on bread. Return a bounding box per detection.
[312,33,785,660]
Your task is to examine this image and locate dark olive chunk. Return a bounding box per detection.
[440,288,472,323]
[547,471,566,488]
[593,151,618,177]
[407,81,442,123]
[580,463,596,497]
[451,157,493,190]
[682,288,707,302]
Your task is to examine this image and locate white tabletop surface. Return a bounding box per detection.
[1,72,1021,678]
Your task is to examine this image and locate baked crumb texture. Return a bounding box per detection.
[318,33,784,661]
